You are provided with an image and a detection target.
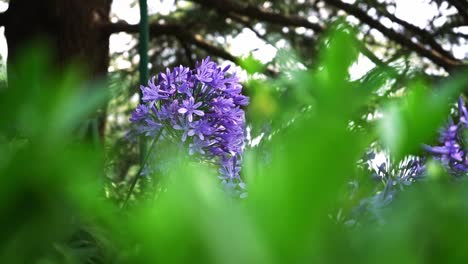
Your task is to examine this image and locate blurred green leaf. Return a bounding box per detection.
[239,54,265,74]
[379,73,468,161]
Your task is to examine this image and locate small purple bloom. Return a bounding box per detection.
[178,97,204,122]
[173,117,192,142]
[136,118,162,137]
[187,120,214,140]
[174,65,190,83]
[459,96,468,124]
[189,137,214,155]
[141,77,169,105]
[130,104,148,122]
[195,57,215,83]
[219,157,241,179]
[425,96,468,175]
[177,82,191,96]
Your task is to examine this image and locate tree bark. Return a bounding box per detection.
[4,0,112,138]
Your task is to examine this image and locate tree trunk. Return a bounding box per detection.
[4,0,112,138]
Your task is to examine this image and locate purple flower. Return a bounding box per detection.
[189,137,214,155]
[195,57,216,83]
[137,118,162,137]
[172,117,192,142]
[211,97,235,112]
[233,94,250,106]
[158,101,179,120]
[459,96,468,124]
[425,96,468,174]
[188,120,214,140]
[352,152,426,223]
[130,57,249,189]
[177,82,191,96]
[159,69,177,93]
[141,77,169,106]
[178,97,204,122]
[219,156,241,179]
[174,65,190,83]
[130,104,148,122]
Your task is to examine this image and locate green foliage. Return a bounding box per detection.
[1,26,468,264]
[0,46,113,263]
[379,75,468,161]
[239,54,266,74]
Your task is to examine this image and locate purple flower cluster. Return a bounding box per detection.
[349,152,425,224]
[130,57,249,187]
[425,96,468,174]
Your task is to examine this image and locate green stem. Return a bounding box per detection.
[121,130,161,209]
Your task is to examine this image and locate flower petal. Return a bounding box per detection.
[193,110,204,116]
[193,101,202,108]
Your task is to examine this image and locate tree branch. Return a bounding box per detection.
[0,11,7,27]
[103,21,238,62]
[191,0,323,32]
[323,0,465,71]
[103,20,179,36]
[182,33,237,62]
[445,0,468,23]
[194,0,465,71]
[181,41,195,67]
[227,13,279,49]
[368,0,455,60]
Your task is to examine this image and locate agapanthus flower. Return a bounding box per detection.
[130,57,249,191]
[351,151,425,224]
[425,96,468,175]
